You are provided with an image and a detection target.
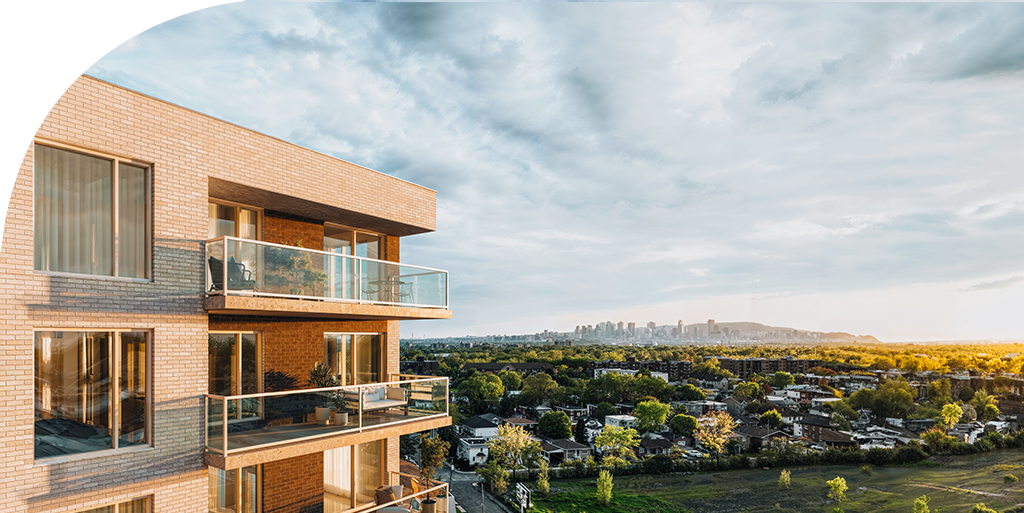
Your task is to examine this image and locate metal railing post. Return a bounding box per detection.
[222,396,229,455]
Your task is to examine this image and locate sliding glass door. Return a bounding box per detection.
[324,334,382,385]
[324,441,383,512]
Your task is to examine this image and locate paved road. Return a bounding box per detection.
[441,462,515,513]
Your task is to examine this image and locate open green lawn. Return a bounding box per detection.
[533,450,1024,513]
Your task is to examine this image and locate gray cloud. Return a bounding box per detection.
[962,276,1024,292]
[88,3,1024,338]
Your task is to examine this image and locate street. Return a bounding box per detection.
[442,462,515,513]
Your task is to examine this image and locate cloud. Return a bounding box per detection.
[961,276,1024,292]
[86,3,1024,339]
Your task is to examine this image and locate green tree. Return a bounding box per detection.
[778,469,791,489]
[970,503,997,513]
[595,425,640,462]
[487,423,541,469]
[912,495,930,513]
[596,470,613,506]
[477,460,509,495]
[677,383,707,401]
[732,382,765,401]
[958,386,976,403]
[972,390,996,411]
[826,476,847,502]
[538,411,572,439]
[521,372,558,406]
[773,371,795,389]
[941,403,963,431]
[981,403,1000,422]
[419,433,450,484]
[456,374,504,414]
[873,379,915,419]
[594,402,619,421]
[760,409,783,429]
[926,379,952,404]
[847,388,876,411]
[536,460,550,496]
[828,400,860,422]
[496,370,522,392]
[692,358,736,379]
[831,413,852,432]
[669,414,699,437]
[696,410,736,464]
[635,400,672,433]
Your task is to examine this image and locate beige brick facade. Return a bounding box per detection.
[1,76,448,512]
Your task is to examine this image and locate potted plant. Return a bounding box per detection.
[330,390,349,426]
[307,362,337,425]
[418,433,451,513]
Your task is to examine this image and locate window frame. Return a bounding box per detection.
[33,329,154,463]
[323,223,383,259]
[208,199,263,240]
[323,332,384,386]
[209,465,262,513]
[32,139,153,281]
[208,331,263,424]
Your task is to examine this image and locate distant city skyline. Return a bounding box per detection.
[82,3,1024,342]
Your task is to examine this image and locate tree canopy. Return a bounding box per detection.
[538,411,572,439]
[669,414,698,437]
[635,400,672,433]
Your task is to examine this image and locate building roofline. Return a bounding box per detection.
[81,74,437,196]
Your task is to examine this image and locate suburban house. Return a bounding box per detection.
[456,438,489,467]
[461,415,501,439]
[2,76,452,513]
[604,415,637,429]
[538,439,591,465]
[503,416,539,435]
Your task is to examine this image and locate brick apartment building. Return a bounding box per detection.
[1,76,452,513]
[585,357,692,382]
[714,356,823,380]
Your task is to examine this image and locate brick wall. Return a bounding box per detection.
[207,316,390,385]
[263,453,325,513]
[0,76,437,512]
[264,212,325,251]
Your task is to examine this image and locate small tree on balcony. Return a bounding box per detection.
[419,432,450,498]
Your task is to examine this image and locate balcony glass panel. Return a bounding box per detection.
[205,236,448,309]
[205,377,448,455]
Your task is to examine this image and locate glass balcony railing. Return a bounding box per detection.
[205,236,449,309]
[205,376,449,455]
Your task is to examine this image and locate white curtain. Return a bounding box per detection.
[35,145,113,275]
[118,163,148,278]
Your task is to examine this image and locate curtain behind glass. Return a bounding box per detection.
[355,335,381,385]
[35,145,113,275]
[355,440,383,506]
[118,163,148,278]
[119,498,151,513]
[119,332,148,447]
[324,446,353,501]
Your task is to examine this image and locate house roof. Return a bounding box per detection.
[463,416,499,429]
[639,438,674,450]
[799,415,832,428]
[818,428,855,444]
[504,416,537,426]
[734,425,787,440]
[548,439,590,451]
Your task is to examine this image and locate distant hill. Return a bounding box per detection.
[682,321,880,344]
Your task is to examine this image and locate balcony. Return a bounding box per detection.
[205,375,450,470]
[204,236,451,320]
[325,471,451,513]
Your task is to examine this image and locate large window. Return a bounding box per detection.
[79,497,151,513]
[209,333,261,420]
[209,466,260,513]
[324,441,384,512]
[34,144,150,279]
[324,225,380,259]
[34,331,150,459]
[324,333,382,386]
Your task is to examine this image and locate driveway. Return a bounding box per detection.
[441,462,515,513]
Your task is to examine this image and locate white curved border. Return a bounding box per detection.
[0,0,234,251]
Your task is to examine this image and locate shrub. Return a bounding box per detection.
[1005,474,1019,484]
[860,464,872,475]
[912,495,930,513]
[643,455,674,474]
[826,476,848,502]
[866,447,893,466]
[536,460,550,496]
[970,503,997,513]
[894,444,929,464]
[778,469,791,489]
[596,470,613,506]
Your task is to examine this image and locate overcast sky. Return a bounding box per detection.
[88,2,1024,341]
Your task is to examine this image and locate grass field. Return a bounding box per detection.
[532,449,1024,513]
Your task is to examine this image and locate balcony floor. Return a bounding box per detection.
[209,410,432,453]
[205,294,452,320]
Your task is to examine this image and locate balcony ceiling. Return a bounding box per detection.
[209,177,434,237]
